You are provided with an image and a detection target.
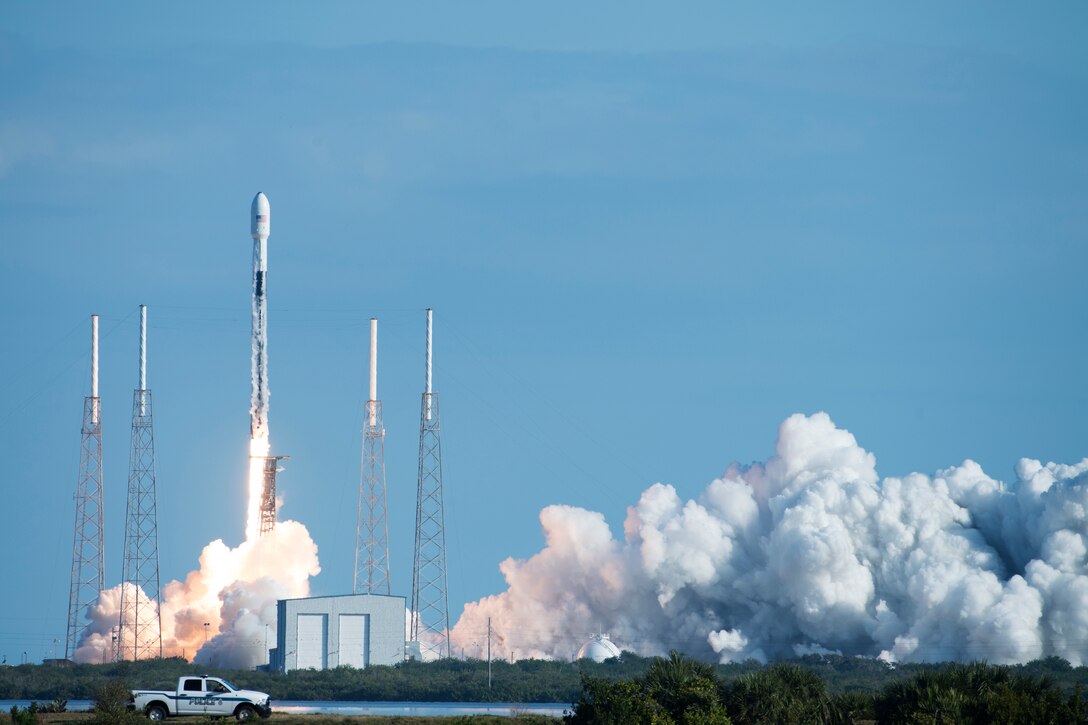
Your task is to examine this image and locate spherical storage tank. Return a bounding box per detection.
[576,634,622,662]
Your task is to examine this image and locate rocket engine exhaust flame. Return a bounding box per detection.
[247,436,271,542]
[451,412,1088,666]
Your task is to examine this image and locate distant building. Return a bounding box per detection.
[42,658,74,668]
[272,593,406,672]
[576,634,622,662]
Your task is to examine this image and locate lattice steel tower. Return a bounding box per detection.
[118,305,163,660]
[66,315,105,660]
[355,318,390,595]
[411,308,451,659]
[258,455,288,536]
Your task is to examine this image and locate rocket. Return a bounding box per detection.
[250,192,271,439]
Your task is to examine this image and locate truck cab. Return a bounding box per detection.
[178,676,236,716]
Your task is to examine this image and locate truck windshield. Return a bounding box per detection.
[212,679,237,692]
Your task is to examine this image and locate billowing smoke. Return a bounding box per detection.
[450,413,1088,665]
[74,435,320,667]
[75,518,319,667]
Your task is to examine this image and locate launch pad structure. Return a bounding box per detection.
[67,316,105,660]
[257,455,289,536]
[118,305,163,660]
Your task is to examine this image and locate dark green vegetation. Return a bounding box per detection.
[567,652,731,724]
[1,657,591,702]
[7,699,68,725]
[4,654,1088,723]
[567,655,1088,724]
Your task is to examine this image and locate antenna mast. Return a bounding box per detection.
[66,315,105,659]
[411,308,451,658]
[355,318,390,594]
[119,305,163,660]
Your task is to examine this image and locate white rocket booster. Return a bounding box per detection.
[250,192,270,439]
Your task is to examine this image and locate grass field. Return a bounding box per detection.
[2,715,561,725]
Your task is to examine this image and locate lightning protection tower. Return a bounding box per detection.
[118,305,163,660]
[355,318,391,595]
[66,315,105,660]
[411,308,451,659]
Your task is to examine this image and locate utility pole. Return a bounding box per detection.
[487,618,492,689]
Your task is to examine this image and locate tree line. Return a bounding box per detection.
[566,653,1088,724]
[3,652,1088,722]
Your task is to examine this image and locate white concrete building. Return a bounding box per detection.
[272,593,406,672]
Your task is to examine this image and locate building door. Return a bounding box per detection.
[338,614,369,668]
[296,613,327,670]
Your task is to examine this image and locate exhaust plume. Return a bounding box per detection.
[74,516,319,667]
[451,412,1088,665]
[73,416,319,667]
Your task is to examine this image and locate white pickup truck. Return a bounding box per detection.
[130,675,272,722]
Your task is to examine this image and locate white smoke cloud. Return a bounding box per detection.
[450,412,1088,665]
[75,519,319,668]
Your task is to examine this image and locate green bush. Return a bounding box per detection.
[566,676,671,724]
[8,703,38,725]
[566,652,731,725]
[873,662,1088,725]
[728,663,835,724]
[86,677,145,725]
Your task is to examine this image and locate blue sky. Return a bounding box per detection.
[1,2,1086,663]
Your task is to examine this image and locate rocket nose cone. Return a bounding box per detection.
[251,192,270,238]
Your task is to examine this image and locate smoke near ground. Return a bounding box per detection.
[74,433,319,668]
[451,413,1088,665]
[75,518,319,667]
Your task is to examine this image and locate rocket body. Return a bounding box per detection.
[250,192,270,439]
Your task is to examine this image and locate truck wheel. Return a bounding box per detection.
[235,705,256,722]
[146,703,168,721]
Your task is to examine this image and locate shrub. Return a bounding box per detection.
[9,703,39,725]
[727,663,832,724]
[566,652,731,725]
[86,678,144,725]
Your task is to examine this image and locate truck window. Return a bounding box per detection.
[183,678,204,691]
